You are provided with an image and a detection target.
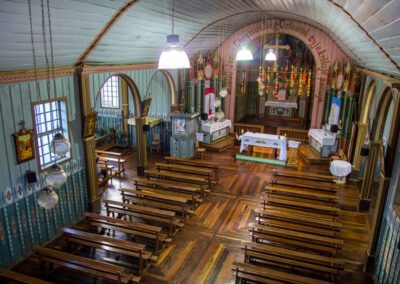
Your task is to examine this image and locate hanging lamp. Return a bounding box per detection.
[45,164,67,189]
[37,186,59,210]
[158,0,190,69]
[236,45,253,61]
[51,133,71,157]
[265,48,277,61]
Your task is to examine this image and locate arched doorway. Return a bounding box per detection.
[234,33,315,132]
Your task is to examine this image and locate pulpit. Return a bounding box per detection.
[170,113,199,159]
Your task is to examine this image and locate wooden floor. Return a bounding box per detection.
[12,146,373,283]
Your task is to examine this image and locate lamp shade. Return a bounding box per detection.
[37,186,59,210]
[214,97,221,108]
[51,133,71,157]
[219,88,228,98]
[265,49,277,61]
[158,34,190,69]
[236,47,253,61]
[45,164,67,189]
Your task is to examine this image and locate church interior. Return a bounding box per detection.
[1,0,400,283]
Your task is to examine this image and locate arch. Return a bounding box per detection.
[360,80,376,125]
[144,70,177,107]
[94,73,142,116]
[371,87,393,141]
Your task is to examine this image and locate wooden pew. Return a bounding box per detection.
[96,149,123,157]
[272,169,336,183]
[272,177,337,192]
[232,261,333,284]
[33,246,138,283]
[62,228,154,275]
[133,177,207,197]
[120,188,194,218]
[98,156,127,177]
[255,208,342,231]
[262,197,340,216]
[103,199,183,236]
[164,156,219,181]
[155,163,215,186]
[0,269,51,284]
[84,212,170,255]
[241,241,344,277]
[145,170,209,189]
[261,204,337,221]
[264,185,338,205]
[249,223,343,256]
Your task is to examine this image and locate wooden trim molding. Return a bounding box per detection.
[357,68,400,86]
[76,0,140,65]
[0,67,75,84]
[81,63,157,75]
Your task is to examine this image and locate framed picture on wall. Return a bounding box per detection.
[13,128,35,164]
[142,97,152,117]
[83,111,97,138]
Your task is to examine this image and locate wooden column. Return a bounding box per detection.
[352,122,367,171]
[365,173,391,271]
[121,80,129,134]
[359,141,381,211]
[77,69,100,211]
[135,116,147,176]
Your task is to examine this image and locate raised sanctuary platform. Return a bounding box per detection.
[298,144,330,164]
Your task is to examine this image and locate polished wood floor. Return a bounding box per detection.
[13,146,373,283]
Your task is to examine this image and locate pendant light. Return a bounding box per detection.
[236,45,253,61]
[265,48,277,61]
[37,186,59,210]
[51,133,71,157]
[45,164,67,189]
[158,0,190,69]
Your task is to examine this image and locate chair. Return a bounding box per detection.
[150,133,161,153]
[195,140,206,160]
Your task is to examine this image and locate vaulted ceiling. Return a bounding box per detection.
[0,0,399,77]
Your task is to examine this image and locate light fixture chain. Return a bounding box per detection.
[28,0,41,102]
[40,0,51,98]
[47,0,57,98]
[172,0,175,35]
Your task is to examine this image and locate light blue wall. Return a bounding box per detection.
[374,129,400,283]
[0,76,88,268]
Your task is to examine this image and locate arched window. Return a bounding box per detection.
[101,76,120,108]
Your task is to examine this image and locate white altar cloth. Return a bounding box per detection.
[308,129,336,146]
[265,101,297,109]
[201,119,232,133]
[239,132,287,161]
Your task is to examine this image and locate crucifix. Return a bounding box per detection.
[264,33,290,68]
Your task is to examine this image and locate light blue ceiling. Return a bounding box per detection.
[0,0,399,77]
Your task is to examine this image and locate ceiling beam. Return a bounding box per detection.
[76,0,140,66]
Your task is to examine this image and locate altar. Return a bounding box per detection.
[265,100,298,117]
[237,132,287,165]
[308,128,338,157]
[201,119,231,144]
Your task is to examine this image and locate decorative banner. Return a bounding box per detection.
[328,96,341,127]
[204,87,216,119]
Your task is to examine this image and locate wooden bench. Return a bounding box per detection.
[155,163,215,186]
[33,246,138,283]
[232,261,333,284]
[62,228,154,275]
[0,269,51,284]
[96,149,123,157]
[98,156,127,177]
[262,204,337,221]
[272,169,336,183]
[242,241,344,277]
[265,185,338,205]
[272,177,337,192]
[103,199,182,236]
[84,212,170,255]
[255,208,342,231]
[250,223,343,256]
[133,177,207,197]
[145,170,209,189]
[164,156,219,181]
[262,197,340,216]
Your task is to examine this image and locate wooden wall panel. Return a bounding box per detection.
[0,76,88,268]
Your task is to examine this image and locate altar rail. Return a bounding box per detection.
[94,130,116,150]
[234,123,264,134]
[276,127,308,143]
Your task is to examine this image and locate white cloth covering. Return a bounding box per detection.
[288,140,301,148]
[330,160,352,177]
[308,128,336,146]
[201,119,232,133]
[265,101,297,109]
[239,132,287,161]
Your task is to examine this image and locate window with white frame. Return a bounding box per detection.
[33,98,70,170]
[101,76,120,108]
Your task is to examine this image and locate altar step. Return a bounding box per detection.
[200,137,235,152]
[298,145,330,164]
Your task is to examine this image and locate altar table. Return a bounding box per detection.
[239,132,287,161]
[265,101,298,109]
[201,119,231,144]
[308,128,337,157]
